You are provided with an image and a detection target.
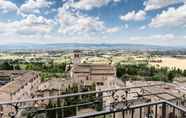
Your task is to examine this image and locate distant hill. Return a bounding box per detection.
[0,43,184,51]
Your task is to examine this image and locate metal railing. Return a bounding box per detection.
[68,100,186,118]
[0,83,186,118]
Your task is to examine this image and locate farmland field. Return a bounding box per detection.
[150,57,186,70]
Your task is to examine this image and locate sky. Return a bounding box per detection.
[0,0,186,46]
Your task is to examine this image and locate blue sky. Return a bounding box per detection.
[0,0,186,46]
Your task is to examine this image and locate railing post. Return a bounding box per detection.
[131,109,134,118]
[181,109,186,118]
[113,112,115,118]
[172,107,175,118]
[147,105,150,117]
[162,102,166,118]
[155,104,157,118]
[122,110,125,118]
[139,108,142,118]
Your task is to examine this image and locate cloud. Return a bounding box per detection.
[0,32,107,44]
[139,25,146,30]
[129,34,186,46]
[19,0,52,14]
[58,1,119,35]
[120,10,146,21]
[58,8,105,34]
[149,5,186,28]
[124,24,129,29]
[144,0,182,11]
[0,0,18,13]
[71,0,120,10]
[0,14,55,34]
[130,34,175,41]
[106,27,121,33]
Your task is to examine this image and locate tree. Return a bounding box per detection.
[116,63,125,78]
[151,74,161,81]
[183,70,186,77]
[0,61,13,70]
[168,71,176,82]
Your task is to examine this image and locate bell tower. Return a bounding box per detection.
[73,50,81,65]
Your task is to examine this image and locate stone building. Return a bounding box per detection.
[73,50,81,65]
[70,50,116,88]
[0,71,41,117]
[36,78,70,105]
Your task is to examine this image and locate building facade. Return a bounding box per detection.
[71,51,116,88]
[0,71,41,117]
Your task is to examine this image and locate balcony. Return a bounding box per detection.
[0,84,186,118]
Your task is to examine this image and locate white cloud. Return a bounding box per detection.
[131,34,175,40]
[71,0,120,10]
[149,5,186,28]
[120,10,146,21]
[58,2,121,35]
[0,14,55,34]
[139,25,146,30]
[57,0,126,37]
[124,24,129,29]
[0,32,106,44]
[58,1,119,35]
[58,7,105,34]
[144,0,182,11]
[0,0,17,13]
[19,0,52,14]
[128,34,186,46]
[106,27,121,33]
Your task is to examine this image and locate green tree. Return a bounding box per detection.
[167,71,176,82]
[183,70,186,77]
[0,61,13,70]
